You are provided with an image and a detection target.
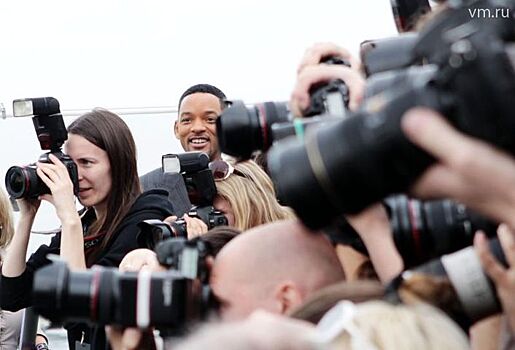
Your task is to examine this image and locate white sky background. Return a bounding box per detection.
[0,0,397,246]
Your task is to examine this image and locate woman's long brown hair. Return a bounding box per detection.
[67,109,141,266]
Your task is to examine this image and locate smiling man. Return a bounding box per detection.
[140,84,226,216]
[174,84,226,160]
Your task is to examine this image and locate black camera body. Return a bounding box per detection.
[138,206,227,249]
[155,237,211,281]
[216,57,351,159]
[5,97,79,199]
[267,0,515,229]
[137,152,228,249]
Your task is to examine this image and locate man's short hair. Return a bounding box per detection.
[178,84,227,111]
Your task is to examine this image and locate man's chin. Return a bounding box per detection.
[186,145,211,155]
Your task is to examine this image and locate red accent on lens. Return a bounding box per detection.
[22,168,30,196]
[90,269,101,321]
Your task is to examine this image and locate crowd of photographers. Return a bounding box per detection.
[1,0,515,349]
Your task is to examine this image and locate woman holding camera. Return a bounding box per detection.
[0,109,174,349]
[176,159,295,239]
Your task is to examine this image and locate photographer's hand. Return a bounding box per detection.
[164,214,208,239]
[37,153,84,269]
[36,154,78,224]
[402,108,515,229]
[106,326,154,350]
[119,249,165,272]
[296,42,361,75]
[183,214,208,239]
[291,42,365,116]
[475,225,515,333]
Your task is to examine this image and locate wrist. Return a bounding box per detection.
[60,216,82,230]
[20,211,37,221]
[58,208,81,226]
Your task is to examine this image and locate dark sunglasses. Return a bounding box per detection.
[209,160,245,181]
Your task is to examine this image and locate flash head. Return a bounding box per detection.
[162,152,210,174]
[13,97,60,117]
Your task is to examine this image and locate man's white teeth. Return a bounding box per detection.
[191,138,208,144]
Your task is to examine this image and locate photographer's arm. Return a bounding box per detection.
[1,198,40,277]
[37,154,85,270]
[402,108,515,228]
[475,225,515,334]
[346,203,404,284]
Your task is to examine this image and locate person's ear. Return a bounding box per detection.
[274,282,303,315]
[206,256,215,272]
[174,120,179,139]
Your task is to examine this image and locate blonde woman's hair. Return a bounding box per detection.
[215,160,295,231]
[0,189,14,249]
[328,300,469,350]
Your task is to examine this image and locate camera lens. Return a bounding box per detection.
[5,165,46,199]
[6,167,25,195]
[33,261,198,328]
[385,195,498,267]
[217,100,290,159]
[33,261,103,322]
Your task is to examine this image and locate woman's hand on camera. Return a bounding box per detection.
[36,154,78,224]
[475,225,515,333]
[291,42,365,116]
[402,108,515,228]
[183,214,208,239]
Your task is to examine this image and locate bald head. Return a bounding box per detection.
[211,220,345,321]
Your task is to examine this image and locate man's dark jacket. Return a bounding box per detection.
[140,168,191,217]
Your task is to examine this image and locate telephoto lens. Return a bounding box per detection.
[33,260,200,329]
[216,100,290,159]
[385,195,498,268]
